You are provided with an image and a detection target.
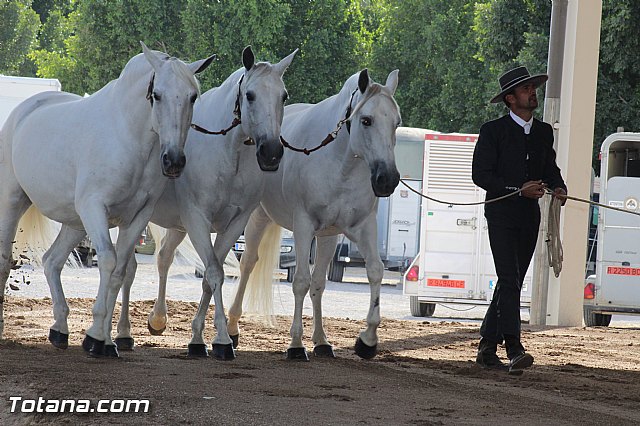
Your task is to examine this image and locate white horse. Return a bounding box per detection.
[114,46,297,359]
[0,42,214,357]
[227,69,401,360]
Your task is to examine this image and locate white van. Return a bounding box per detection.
[583,132,640,326]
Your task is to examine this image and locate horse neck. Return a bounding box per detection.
[108,69,155,142]
[323,88,363,169]
[209,69,249,156]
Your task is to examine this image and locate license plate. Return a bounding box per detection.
[607,266,640,276]
[234,242,246,251]
[427,278,465,288]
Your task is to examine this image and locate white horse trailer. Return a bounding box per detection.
[583,132,640,326]
[0,76,61,126]
[403,131,533,317]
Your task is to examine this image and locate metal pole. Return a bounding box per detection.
[530,0,568,325]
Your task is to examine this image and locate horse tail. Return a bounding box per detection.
[147,223,240,276]
[13,205,60,266]
[243,222,281,323]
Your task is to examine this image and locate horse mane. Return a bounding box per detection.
[217,62,274,92]
[335,72,399,122]
[116,51,201,96]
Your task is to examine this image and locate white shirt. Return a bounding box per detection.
[510,110,533,134]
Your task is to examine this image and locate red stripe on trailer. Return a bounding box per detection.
[425,133,478,143]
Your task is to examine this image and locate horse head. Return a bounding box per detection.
[347,69,402,197]
[238,46,298,172]
[141,42,215,178]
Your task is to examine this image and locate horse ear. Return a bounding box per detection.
[274,48,299,76]
[140,41,163,71]
[385,69,399,95]
[243,46,255,71]
[358,69,369,94]
[189,54,216,75]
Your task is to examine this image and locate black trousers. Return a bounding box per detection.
[480,217,539,353]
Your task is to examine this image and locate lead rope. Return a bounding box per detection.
[400,178,640,278]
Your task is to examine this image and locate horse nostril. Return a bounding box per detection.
[162,153,171,168]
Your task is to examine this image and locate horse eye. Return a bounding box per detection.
[190,94,198,104]
[246,91,255,102]
[361,117,372,126]
[153,92,161,101]
[282,92,289,103]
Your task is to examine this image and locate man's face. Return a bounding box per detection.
[508,83,538,111]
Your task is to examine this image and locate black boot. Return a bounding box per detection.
[476,338,507,371]
[505,337,533,374]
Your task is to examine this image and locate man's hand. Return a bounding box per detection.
[553,187,567,206]
[520,180,547,199]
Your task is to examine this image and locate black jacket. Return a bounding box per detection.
[472,114,567,225]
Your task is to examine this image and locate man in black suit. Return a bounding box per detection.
[472,66,567,375]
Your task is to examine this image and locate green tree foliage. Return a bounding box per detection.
[0,0,40,75]
[277,0,371,104]
[32,0,188,94]
[594,0,640,158]
[370,0,494,132]
[180,0,291,90]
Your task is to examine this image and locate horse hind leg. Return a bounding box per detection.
[114,251,138,351]
[309,235,338,358]
[147,228,186,335]
[42,225,86,349]
[0,182,32,339]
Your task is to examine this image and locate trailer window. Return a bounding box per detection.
[394,137,423,180]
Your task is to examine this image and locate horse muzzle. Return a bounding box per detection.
[161,150,186,178]
[256,138,284,172]
[370,161,400,197]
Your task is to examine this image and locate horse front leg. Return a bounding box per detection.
[181,210,233,359]
[210,217,251,359]
[287,219,315,361]
[309,235,338,358]
[79,203,118,357]
[227,206,273,349]
[42,225,86,349]
[99,221,148,356]
[114,250,138,351]
[351,214,384,359]
[147,228,186,335]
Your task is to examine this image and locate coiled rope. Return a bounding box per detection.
[399,179,640,278]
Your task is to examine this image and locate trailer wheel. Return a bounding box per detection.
[583,306,612,327]
[410,296,435,317]
[327,260,344,282]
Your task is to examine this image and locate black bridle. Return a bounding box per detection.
[190,74,244,136]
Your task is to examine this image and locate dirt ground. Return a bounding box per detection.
[1,297,640,425]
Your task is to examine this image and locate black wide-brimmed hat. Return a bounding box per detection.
[489,66,548,104]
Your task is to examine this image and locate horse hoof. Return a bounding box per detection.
[354,337,377,360]
[115,337,135,351]
[286,347,309,361]
[230,334,239,349]
[188,343,209,357]
[82,335,105,357]
[104,344,120,358]
[313,344,336,358]
[147,320,166,336]
[212,344,236,361]
[48,329,69,350]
